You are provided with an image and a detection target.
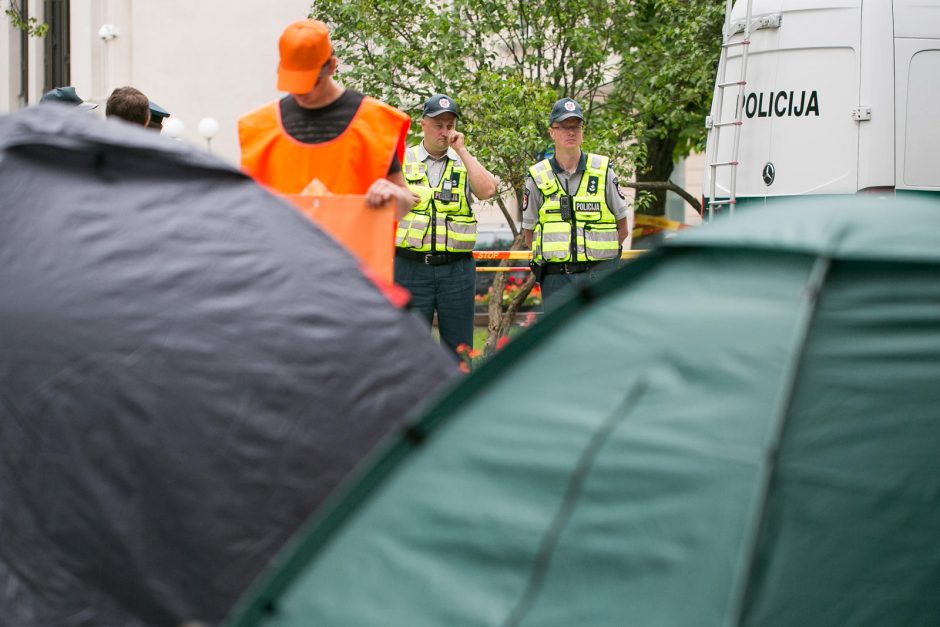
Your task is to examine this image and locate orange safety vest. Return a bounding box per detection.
[238,96,410,195]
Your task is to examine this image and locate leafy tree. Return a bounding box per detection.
[4,1,48,37]
[309,0,640,201]
[610,0,725,214]
[309,0,723,352]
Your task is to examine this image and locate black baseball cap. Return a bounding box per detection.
[549,97,583,125]
[422,94,459,118]
[40,86,98,110]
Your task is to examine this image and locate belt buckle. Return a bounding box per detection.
[424,253,434,265]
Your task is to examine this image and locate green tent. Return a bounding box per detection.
[229,196,940,626]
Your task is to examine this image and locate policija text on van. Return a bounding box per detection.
[744,90,820,118]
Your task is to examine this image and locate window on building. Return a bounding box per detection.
[18,0,29,104]
[43,0,70,92]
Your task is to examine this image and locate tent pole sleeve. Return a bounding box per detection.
[723,254,832,627]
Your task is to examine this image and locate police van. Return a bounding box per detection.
[703,0,940,213]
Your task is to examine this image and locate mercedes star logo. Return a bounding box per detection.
[762,162,776,186]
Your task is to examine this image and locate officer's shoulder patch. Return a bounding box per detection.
[614,176,626,200]
[522,188,530,212]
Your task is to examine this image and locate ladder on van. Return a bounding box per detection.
[705,0,754,221]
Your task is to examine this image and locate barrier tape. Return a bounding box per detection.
[471,216,689,271]
[635,215,688,231]
[473,250,645,261]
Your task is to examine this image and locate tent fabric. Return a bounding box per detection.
[228,195,940,626]
[0,106,456,627]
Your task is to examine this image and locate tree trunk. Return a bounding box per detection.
[483,233,535,357]
[637,135,679,216]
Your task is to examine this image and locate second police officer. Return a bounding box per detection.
[395,94,497,356]
[523,97,633,303]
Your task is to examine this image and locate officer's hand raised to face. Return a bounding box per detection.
[448,130,466,152]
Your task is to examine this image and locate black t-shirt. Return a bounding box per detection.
[279,90,401,175]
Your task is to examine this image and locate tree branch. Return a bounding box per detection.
[494,195,519,239]
[621,180,702,214]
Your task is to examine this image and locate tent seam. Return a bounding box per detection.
[723,253,833,627]
[501,378,648,627]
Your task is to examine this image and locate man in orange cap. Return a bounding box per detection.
[239,19,414,216]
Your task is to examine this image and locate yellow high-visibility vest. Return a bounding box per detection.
[396,146,477,253]
[529,153,620,263]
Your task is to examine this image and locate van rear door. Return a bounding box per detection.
[710,1,863,200]
[894,0,940,191]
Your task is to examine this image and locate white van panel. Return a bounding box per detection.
[707,1,940,203]
[857,1,896,190]
[730,0,862,23]
[899,44,940,188]
[710,1,862,198]
[894,0,940,39]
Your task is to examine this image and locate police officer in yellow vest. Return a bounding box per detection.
[395,94,497,356]
[523,97,632,304]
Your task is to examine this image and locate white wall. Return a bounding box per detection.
[69,0,310,164]
[1,16,18,111]
[0,0,52,110]
[4,0,310,163]
[126,1,311,164]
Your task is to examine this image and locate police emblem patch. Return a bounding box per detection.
[522,189,529,212]
[587,176,599,195]
[614,177,626,200]
[440,98,451,109]
[564,101,576,111]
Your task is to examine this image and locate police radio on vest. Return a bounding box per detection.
[704,0,940,207]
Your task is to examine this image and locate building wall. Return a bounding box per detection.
[3,0,311,164]
[1,15,19,110]
[1,0,42,108]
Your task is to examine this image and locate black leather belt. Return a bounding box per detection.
[395,248,472,266]
[543,262,597,275]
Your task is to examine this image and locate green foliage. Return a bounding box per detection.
[610,0,725,161]
[4,2,48,37]
[308,0,646,199]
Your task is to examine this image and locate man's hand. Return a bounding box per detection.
[448,130,466,153]
[448,131,497,199]
[366,178,414,220]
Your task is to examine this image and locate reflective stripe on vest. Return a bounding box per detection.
[396,149,477,253]
[528,153,620,263]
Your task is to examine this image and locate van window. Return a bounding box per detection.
[904,50,940,187]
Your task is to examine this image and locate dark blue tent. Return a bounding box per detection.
[0,106,455,627]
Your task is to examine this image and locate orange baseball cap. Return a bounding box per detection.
[277,19,333,94]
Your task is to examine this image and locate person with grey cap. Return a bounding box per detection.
[394,94,497,356]
[39,86,98,110]
[147,100,170,131]
[522,97,632,304]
